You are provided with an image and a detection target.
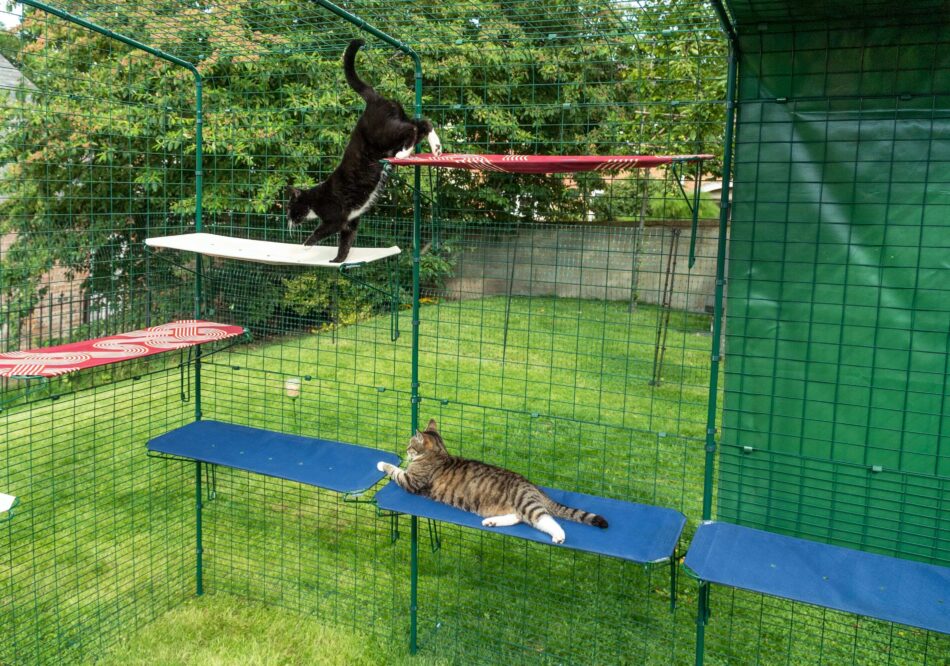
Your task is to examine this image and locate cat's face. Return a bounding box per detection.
[407,419,447,460]
[286,186,319,228]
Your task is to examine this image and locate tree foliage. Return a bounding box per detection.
[0,0,725,337]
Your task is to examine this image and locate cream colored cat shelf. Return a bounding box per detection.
[146,232,400,267]
[146,232,403,340]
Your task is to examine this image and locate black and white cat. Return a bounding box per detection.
[287,39,441,263]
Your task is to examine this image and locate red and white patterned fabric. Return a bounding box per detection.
[0,320,246,378]
[386,153,713,174]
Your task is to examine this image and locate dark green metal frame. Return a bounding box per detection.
[338,263,402,342]
[305,0,425,651]
[35,0,427,647]
[11,1,734,659]
[669,159,706,268]
[0,377,50,410]
[33,0,413,615]
[17,0,212,599]
[695,1,738,664]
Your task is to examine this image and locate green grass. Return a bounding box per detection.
[1,297,945,665]
[99,595,444,666]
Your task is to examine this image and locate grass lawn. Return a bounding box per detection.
[1,296,944,665]
[99,595,444,666]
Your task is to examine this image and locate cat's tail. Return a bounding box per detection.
[543,496,608,528]
[344,39,378,102]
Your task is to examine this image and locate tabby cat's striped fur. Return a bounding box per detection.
[377,419,608,544]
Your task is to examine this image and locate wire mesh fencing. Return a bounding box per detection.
[2,0,946,665]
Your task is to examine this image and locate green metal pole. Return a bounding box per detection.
[696,31,738,666]
[408,44,424,662]
[687,160,704,268]
[410,56,423,439]
[194,77,204,417]
[409,510,419,653]
[195,461,203,595]
[709,0,739,50]
[703,0,739,527]
[193,81,205,598]
[18,1,198,74]
[309,0,419,59]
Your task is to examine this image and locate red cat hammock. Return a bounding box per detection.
[0,320,246,378]
[386,153,712,174]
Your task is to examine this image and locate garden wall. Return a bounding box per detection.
[442,222,723,313]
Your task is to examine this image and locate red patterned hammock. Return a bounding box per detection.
[386,153,713,174]
[0,320,246,379]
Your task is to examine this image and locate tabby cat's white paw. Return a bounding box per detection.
[377,461,391,473]
[552,533,565,544]
[482,513,519,528]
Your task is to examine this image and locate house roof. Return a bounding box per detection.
[0,53,36,93]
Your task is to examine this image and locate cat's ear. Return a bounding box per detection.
[286,185,302,200]
[426,418,438,432]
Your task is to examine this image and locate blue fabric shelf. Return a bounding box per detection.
[684,521,950,635]
[148,420,400,495]
[375,482,686,564]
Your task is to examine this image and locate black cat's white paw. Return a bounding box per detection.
[428,130,442,157]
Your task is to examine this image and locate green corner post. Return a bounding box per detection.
[308,1,424,653]
[409,50,423,659]
[193,72,205,596]
[18,0,208,598]
[697,2,739,664]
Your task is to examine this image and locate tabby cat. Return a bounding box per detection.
[377,419,608,544]
[286,39,442,264]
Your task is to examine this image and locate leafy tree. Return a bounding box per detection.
[0,0,725,339]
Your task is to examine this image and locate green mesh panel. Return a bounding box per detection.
[719,7,950,566]
[705,9,950,664]
[1,0,947,664]
[0,2,729,664]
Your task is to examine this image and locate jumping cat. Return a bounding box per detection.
[287,38,442,263]
[377,419,608,544]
